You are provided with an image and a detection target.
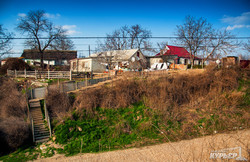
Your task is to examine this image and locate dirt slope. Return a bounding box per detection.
[36,129,249,162]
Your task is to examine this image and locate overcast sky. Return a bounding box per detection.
[0,0,250,57]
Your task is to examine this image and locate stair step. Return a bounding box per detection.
[34,127,47,130]
[30,109,42,112]
[30,105,41,108]
[35,138,50,143]
[32,114,43,116]
[35,128,49,132]
[32,116,44,119]
[32,114,43,117]
[34,123,46,126]
[33,119,44,121]
[31,112,43,114]
[34,122,45,125]
[35,130,50,134]
[33,117,44,120]
[35,135,50,140]
[35,132,50,137]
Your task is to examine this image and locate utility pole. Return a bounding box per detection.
[88,45,91,57]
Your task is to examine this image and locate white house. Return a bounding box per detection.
[70,49,147,73]
[90,49,147,70]
[21,49,77,66]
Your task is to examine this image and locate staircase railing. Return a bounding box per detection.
[31,117,35,142]
[26,86,35,142]
[44,100,52,137]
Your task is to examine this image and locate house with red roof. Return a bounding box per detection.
[155,45,201,66]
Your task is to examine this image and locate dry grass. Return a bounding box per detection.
[73,67,249,140]
[45,87,73,122]
[0,77,30,155]
[0,77,27,119]
[0,117,30,153]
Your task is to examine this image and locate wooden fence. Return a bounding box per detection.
[7,69,72,80]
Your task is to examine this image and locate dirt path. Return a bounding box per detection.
[36,129,249,162]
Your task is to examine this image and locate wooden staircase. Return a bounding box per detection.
[29,99,51,143]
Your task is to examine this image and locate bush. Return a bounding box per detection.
[0,77,27,119]
[72,67,248,140]
[0,58,31,75]
[0,77,30,155]
[0,117,30,155]
[45,87,73,123]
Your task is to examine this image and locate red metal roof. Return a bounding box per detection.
[156,45,200,59]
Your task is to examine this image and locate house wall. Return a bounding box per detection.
[92,58,106,72]
[70,58,106,73]
[25,59,69,66]
[194,60,199,65]
[128,50,147,69]
[149,58,163,67]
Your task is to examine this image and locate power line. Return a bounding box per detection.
[1,36,250,40]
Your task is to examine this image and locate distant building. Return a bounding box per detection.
[222,56,239,67]
[90,49,147,70]
[21,49,77,66]
[70,57,106,73]
[70,49,147,73]
[154,45,201,65]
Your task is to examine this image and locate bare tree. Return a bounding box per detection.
[202,29,237,62]
[98,26,130,51]
[176,16,212,68]
[49,34,74,50]
[243,39,250,52]
[0,25,13,58]
[129,24,152,50]
[16,10,70,69]
[97,24,152,52]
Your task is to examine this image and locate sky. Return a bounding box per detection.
[0,0,250,57]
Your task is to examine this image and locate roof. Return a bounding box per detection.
[156,45,200,59]
[1,57,21,61]
[21,49,77,60]
[90,49,140,61]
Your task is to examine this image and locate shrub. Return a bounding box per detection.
[0,77,30,155]
[0,77,27,119]
[0,117,30,154]
[0,58,31,75]
[45,87,73,123]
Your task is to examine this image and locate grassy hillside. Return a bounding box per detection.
[0,67,249,161]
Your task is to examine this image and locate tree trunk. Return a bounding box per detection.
[40,51,44,70]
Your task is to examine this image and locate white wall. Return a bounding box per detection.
[70,58,106,73]
[25,59,56,66]
[149,58,163,67]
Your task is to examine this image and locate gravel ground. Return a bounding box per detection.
[36,129,249,162]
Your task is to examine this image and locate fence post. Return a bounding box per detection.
[35,70,37,79]
[75,82,78,90]
[24,69,27,78]
[70,70,72,81]
[14,69,17,78]
[48,69,50,80]
[85,75,88,87]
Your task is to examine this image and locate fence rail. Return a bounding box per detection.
[7,69,72,80]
